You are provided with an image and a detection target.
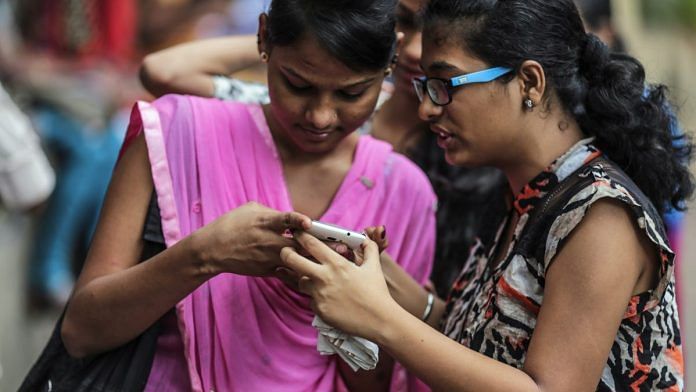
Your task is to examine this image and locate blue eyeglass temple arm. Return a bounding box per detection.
[450,67,513,87]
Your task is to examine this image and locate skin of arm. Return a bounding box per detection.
[139,35,259,98]
[282,198,658,391]
[61,133,310,358]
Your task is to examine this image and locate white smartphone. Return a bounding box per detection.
[306,220,367,250]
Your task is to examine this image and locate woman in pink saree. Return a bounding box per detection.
[61,0,436,391]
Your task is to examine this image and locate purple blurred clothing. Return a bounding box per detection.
[122,95,436,391]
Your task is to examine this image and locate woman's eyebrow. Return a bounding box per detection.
[426,61,464,73]
[343,77,377,88]
[281,66,310,82]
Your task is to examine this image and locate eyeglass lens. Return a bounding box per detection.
[412,79,425,102]
[426,79,449,105]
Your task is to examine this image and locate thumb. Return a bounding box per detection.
[360,239,381,270]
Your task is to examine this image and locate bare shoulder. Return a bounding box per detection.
[550,197,657,288]
[524,198,659,389]
[74,132,154,289]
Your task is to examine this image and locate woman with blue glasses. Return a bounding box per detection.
[281,0,691,390]
[412,66,512,105]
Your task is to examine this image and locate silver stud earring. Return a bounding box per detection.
[524,98,534,110]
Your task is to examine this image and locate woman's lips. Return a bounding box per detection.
[430,125,455,149]
[298,126,333,141]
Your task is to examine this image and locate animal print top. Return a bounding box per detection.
[441,138,684,391]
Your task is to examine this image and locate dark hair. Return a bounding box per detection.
[574,0,612,30]
[423,0,694,215]
[266,0,398,72]
[410,134,508,298]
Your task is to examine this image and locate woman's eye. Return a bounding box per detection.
[283,77,311,92]
[338,90,365,100]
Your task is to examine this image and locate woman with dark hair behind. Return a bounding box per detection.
[282,0,693,390]
[58,0,438,390]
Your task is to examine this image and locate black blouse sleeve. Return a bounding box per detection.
[141,192,166,260]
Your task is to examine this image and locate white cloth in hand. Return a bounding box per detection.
[312,316,379,372]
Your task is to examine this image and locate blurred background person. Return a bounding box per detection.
[575,0,626,52]
[3,0,240,308]
[8,0,142,308]
[0,82,54,212]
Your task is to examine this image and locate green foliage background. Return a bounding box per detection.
[641,0,696,29]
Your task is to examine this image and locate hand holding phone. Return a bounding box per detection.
[306,221,367,250]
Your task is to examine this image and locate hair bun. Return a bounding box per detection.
[580,33,610,84]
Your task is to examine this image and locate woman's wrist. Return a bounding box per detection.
[421,292,435,321]
[371,298,414,347]
[186,229,221,279]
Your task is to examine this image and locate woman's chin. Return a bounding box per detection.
[289,134,344,155]
[444,149,477,167]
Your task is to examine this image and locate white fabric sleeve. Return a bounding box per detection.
[211,75,270,104]
[0,84,55,210]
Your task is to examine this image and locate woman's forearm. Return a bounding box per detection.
[61,233,213,358]
[375,305,540,392]
[140,35,259,97]
[380,253,446,328]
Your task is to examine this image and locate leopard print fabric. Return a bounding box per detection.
[441,139,684,391]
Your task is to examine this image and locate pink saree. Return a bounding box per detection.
[122,94,436,391]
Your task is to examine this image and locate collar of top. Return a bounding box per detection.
[513,138,602,215]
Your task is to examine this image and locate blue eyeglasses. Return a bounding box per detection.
[412,66,513,106]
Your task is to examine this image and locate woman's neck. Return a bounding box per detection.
[502,118,585,196]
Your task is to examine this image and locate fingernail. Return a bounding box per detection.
[381,227,386,239]
[276,267,290,274]
[337,244,348,253]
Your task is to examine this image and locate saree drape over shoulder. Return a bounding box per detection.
[121,95,437,391]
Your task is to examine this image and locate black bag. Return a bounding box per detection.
[17,313,160,392]
[19,233,166,392]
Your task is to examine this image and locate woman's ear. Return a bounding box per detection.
[257,13,270,58]
[385,32,405,76]
[516,60,546,110]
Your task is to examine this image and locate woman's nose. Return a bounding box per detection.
[402,31,422,68]
[305,99,337,130]
[417,92,443,122]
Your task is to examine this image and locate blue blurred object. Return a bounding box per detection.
[28,107,125,306]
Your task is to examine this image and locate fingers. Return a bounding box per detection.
[364,225,388,252]
[280,246,322,277]
[324,241,350,257]
[264,210,312,232]
[298,276,313,295]
[294,232,348,265]
[361,239,381,267]
[274,267,300,290]
[364,226,379,241]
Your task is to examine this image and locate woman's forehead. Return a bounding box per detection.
[272,36,381,87]
[399,0,426,14]
[420,37,488,74]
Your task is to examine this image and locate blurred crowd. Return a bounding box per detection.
[0,0,266,309]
